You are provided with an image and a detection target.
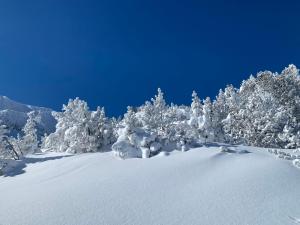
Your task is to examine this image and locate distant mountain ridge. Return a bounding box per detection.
[0,96,56,137]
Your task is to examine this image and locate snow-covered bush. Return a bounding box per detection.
[112,140,141,159]
[220,146,230,153]
[293,159,300,168]
[112,106,160,159]
[112,127,157,159]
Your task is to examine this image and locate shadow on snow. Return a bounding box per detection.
[3,154,73,177]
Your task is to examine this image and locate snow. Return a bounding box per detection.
[0,145,300,225]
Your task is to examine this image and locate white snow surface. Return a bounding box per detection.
[1,145,300,225]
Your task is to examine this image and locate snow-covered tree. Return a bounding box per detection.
[140,88,169,141]
[211,89,228,142]
[200,97,214,143]
[43,98,90,153]
[43,98,115,153]
[123,106,140,134]
[188,91,202,140]
[191,91,202,117]
[222,85,241,144]
[20,111,40,154]
[40,64,300,156]
[89,106,116,149]
[0,124,20,161]
[151,88,167,136]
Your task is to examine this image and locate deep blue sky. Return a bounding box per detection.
[0,0,299,116]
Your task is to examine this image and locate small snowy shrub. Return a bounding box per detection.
[293,159,300,168]
[150,142,162,153]
[220,146,230,153]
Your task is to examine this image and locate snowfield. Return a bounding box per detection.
[1,145,300,225]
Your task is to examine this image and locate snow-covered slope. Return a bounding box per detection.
[0,145,300,225]
[0,96,56,136]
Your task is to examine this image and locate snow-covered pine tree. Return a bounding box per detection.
[43,98,116,153]
[21,111,40,154]
[123,106,139,134]
[140,88,169,142]
[40,133,48,150]
[164,103,195,147]
[201,97,214,143]
[212,89,229,142]
[151,88,167,136]
[89,106,115,150]
[43,98,91,153]
[228,66,300,148]
[191,91,202,117]
[140,101,155,131]
[62,98,92,153]
[222,85,241,144]
[189,91,202,139]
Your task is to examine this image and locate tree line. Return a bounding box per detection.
[1,65,299,164]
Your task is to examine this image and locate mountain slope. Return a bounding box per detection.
[0,96,56,136]
[0,146,299,225]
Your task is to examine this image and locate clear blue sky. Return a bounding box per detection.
[0,0,299,116]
